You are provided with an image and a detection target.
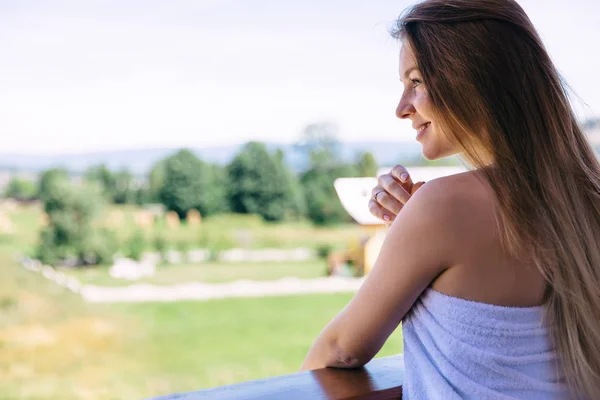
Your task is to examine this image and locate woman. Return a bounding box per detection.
[300,0,600,398]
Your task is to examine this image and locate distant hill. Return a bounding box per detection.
[5,117,597,176]
[584,118,600,146]
[0,141,423,176]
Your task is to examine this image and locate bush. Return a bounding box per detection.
[35,180,107,266]
[175,239,192,263]
[207,248,219,262]
[4,177,38,201]
[197,228,235,252]
[153,234,169,262]
[124,230,146,261]
[205,213,264,229]
[37,228,69,266]
[176,239,191,253]
[316,243,334,260]
[79,229,118,265]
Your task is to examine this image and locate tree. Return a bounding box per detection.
[226,142,298,222]
[134,185,154,205]
[205,164,230,214]
[292,123,358,225]
[39,168,68,199]
[84,164,116,200]
[300,149,356,225]
[84,164,136,204]
[112,168,136,204]
[356,151,378,177]
[3,177,38,201]
[148,159,167,203]
[158,149,223,218]
[274,148,306,218]
[38,168,70,213]
[36,179,115,266]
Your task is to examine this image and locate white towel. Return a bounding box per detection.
[401,287,568,399]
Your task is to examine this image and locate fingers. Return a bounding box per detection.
[369,180,426,223]
[370,185,404,220]
[368,165,423,224]
[370,185,384,200]
[391,165,413,187]
[374,189,405,216]
[368,197,397,224]
[377,174,411,205]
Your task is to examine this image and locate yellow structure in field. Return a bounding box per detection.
[334,167,467,276]
[363,228,387,275]
[333,177,387,276]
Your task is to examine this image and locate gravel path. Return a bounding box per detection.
[80,276,365,303]
[21,257,365,303]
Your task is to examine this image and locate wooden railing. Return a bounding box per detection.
[152,355,404,400]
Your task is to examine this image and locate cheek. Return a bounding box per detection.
[413,91,433,117]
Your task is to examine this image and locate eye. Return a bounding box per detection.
[410,78,422,88]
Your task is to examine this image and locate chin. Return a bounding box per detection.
[420,138,458,160]
[421,147,443,160]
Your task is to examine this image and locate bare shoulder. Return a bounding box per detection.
[386,169,494,268]
[425,169,490,199]
[409,169,493,223]
[403,169,497,261]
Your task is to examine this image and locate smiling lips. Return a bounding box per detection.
[416,122,430,132]
[415,122,431,139]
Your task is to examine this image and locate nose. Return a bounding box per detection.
[396,93,415,120]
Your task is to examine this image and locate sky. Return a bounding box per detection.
[0,0,599,155]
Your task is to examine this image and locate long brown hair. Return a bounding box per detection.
[392,0,600,397]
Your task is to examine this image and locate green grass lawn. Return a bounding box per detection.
[111,294,403,398]
[0,204,402,400]
[0,259,403,399]
[62,260,329,287]
[112,210,365,253]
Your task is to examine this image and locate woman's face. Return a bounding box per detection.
[396,43,457,160]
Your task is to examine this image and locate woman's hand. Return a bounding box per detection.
[368,165,425,224]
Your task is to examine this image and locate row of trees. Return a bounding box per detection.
[136,123,378,224]
[28,126,377,265]
[3,166,139,205]
[7,125,379,226]
[147,140,377,224]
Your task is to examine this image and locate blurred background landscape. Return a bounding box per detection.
[1,0,598,399]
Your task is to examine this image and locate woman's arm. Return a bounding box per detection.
[300,178,463,371]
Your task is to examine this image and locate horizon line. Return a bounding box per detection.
[0,139,420,157]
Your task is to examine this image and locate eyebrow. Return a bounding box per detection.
[402,66,419,79]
